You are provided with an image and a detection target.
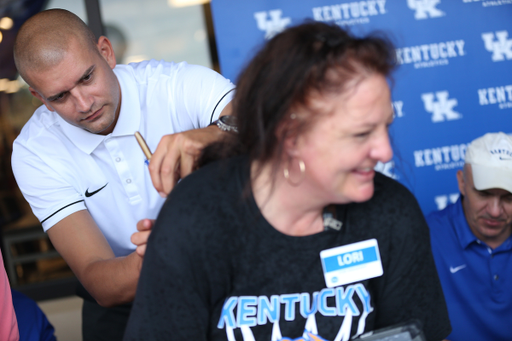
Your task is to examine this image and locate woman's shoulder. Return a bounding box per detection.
[154,156,249,235]
[342,172,426,236]
[371,172,421,209]
[373,172,411,196]
[172,155,248,197]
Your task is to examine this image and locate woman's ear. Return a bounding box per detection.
[276,113,301,157]
[283,133,301,157]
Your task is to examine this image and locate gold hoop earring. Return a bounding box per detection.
[283,159,306,187]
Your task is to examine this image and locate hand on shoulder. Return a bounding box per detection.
[148,124,224,196]
[131,219,155,258]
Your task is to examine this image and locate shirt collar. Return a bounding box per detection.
[453,196,480,249]
[57,65,141,155]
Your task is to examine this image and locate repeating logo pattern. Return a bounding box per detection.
[407,0,445,19]
[414,143,468,170]
[482,31,512,61]
[375,161,398,179]
[421,91,461,123]
[395,40,465,69]
[212,0,512,216]
[392,101,404,118]
[435,193,459,210]
[254,9,291,40]
[312,1,387,26]
[463,0,512,7]
[478,84,512,109]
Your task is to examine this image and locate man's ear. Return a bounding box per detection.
[29,87,54,112]
[456,169,466,196]
[96,36,116,69]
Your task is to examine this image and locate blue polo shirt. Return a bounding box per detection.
[426,197,512,341]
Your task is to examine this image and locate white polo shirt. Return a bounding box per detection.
[12,60,234,257]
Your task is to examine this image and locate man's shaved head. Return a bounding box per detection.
[13,9,98,86]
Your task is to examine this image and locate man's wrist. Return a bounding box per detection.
[209,115,238,133]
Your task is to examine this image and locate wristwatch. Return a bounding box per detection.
[210,115,238,133]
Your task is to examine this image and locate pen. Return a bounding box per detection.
[134,131,152,163]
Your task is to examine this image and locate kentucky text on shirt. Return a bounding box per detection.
[217,284,372,329]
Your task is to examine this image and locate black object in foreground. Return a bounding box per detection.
[352,320,426,341]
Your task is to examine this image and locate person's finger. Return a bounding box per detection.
[179,151,196,180]
[136,219,154,232]
[160,148,182,195]
[148,142,166,196]
[135,244,147,257]
[131,230,151,246]
[150,135,180,197]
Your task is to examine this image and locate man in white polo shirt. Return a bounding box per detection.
[11,8,234,340]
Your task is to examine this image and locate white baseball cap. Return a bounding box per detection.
[465,132,512,193]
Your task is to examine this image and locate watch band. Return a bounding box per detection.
[210,115,238,133]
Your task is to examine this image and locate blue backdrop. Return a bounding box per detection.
[210,0,512,215]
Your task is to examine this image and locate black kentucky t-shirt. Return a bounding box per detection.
[125,155,451,341]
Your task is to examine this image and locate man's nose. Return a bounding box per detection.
[486,197,503,218]
[71,88,93,113]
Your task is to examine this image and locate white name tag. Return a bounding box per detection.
[320,239,383,288]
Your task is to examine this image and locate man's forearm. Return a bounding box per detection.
[80,251,142,307]
[47,210,143,307]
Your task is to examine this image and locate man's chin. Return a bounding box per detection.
[82,121,114,135]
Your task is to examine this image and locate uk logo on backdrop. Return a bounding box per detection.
[414,143,468,171]
[375,161,398,179]
[407,0,445,19]
[421,91,461,122]
[312,1,387,26]
[482,31,512,61]
[254,9,291,40]
[478,84,512,109]
[395,40,465,69]
[463,0,512,6]
[392,101,404,118]
[434,193,459,210]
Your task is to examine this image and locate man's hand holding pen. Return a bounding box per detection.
[143,124,224,197]
[131,126,224,260]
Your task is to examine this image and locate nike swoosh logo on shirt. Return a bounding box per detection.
[85,183,108,197]
[449,264,467,273]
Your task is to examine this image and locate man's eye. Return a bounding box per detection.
[83,73,92,81]
[355,131,371,138]
[51,93,66,102]
[503,196,512,203]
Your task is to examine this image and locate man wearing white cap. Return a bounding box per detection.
[426,132,512,341]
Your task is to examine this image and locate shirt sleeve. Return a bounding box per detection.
[168,62,235,129]
[12,135,86,231]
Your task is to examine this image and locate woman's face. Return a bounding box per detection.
[291,73,393,204]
